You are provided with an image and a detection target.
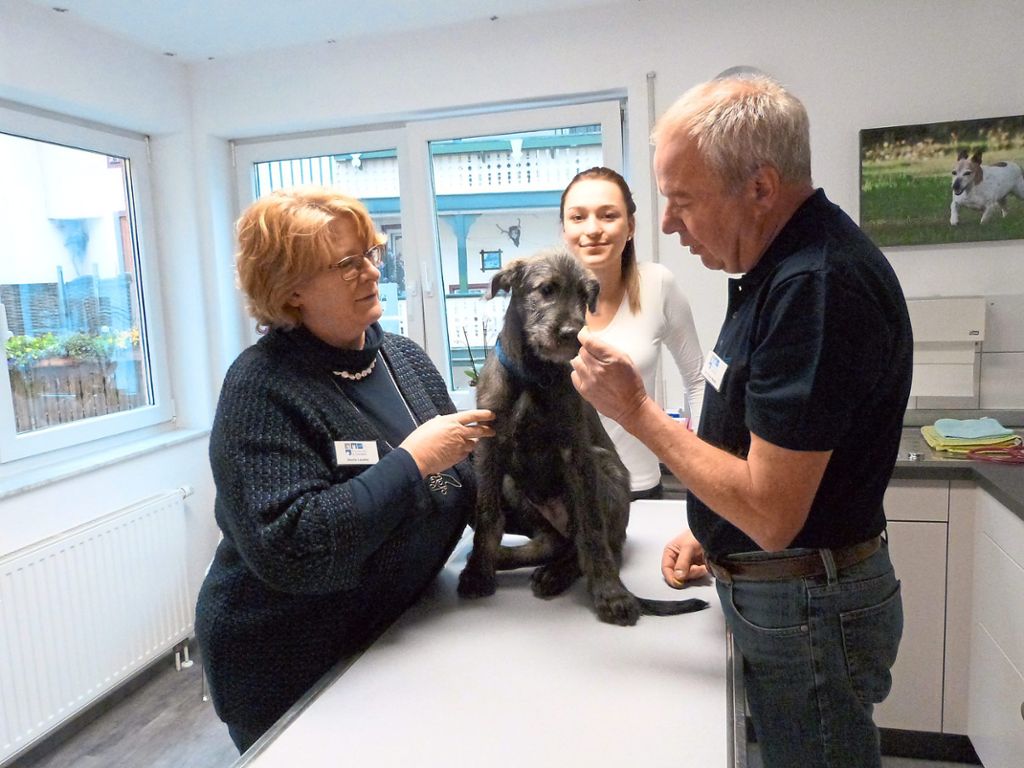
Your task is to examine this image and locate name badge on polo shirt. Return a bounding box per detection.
[701,350,728,392]
[335,440,379,465]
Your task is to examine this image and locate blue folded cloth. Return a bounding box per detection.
[933,417,1013,440]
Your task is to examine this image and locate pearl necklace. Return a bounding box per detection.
[332,355,377,381]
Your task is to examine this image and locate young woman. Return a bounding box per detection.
[560,166,704,499]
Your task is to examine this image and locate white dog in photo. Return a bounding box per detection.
[950,149,1024,225]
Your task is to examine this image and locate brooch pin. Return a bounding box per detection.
[427,472,463,495]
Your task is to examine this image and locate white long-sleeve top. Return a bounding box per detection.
[590,262,705,493]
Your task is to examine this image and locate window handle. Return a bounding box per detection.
[421,260,434,298]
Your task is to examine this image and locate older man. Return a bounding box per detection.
[571,75,913,767]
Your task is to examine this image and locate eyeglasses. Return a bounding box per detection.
[327,243,386,282]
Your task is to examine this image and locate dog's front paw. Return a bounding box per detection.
[530,560,579,598]
[593,589,641,626]
[457,566,497,598]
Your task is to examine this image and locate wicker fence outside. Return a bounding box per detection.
[9,358,146,434]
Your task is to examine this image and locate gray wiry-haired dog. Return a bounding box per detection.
[457,248,707,625]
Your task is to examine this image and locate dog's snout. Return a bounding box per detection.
[558,326,582,344]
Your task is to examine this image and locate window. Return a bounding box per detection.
[408,102,622,390]
[232,101,624,392]
[233,129,411,342]
[0,106,172,463]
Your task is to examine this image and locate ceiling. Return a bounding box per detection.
[25,0,634,63]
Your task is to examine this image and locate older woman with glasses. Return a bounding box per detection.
[195,185,494,754]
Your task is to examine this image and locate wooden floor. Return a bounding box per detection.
[14,647,239,768]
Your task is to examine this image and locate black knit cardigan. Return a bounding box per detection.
[195,326,475,736]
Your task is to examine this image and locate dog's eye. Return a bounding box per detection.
[539,282,557,297]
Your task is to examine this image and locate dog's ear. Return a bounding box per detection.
[489,258,523,299]
[957,149,969,161]
[585,276,600,314]
[971,150,983,164]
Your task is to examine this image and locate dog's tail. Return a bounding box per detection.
[636,596,709,616]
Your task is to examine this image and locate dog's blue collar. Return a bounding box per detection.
[493,338,516,375]
[493,338,561,388]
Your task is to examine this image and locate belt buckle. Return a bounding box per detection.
[707,558,733,584]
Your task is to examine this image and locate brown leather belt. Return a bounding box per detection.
[706,535,882,583]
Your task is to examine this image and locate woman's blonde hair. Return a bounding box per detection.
[234,185,382,331]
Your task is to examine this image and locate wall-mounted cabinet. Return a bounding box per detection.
[906,296,986,399]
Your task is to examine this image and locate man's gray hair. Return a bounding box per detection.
[652,74,812,194]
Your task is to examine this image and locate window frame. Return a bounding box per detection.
[231,126,420,347]
[229,99,624,389]
[0,103,175,463]
[405,101,624,384]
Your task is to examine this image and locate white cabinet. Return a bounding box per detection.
[943,481,977,734]
[967,491,1024,768]
[876,479,949,732]
[877,474,1024,760]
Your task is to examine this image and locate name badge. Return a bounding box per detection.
[335,440,379,465]
[701,350,728,392]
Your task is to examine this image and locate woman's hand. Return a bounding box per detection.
[661,528,708,588]
[400,409,495,477]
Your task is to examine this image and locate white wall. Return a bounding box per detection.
[2,0,1022,603]
[185,0,1024,409]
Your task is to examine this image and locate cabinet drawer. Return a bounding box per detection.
[973,500,1024,674]
[884,480,949,522]
[967,623,1024,768]
[977,491,1024,572]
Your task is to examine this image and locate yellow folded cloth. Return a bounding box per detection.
[921,425,1023,454]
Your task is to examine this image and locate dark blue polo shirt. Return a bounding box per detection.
[689,189,913,561]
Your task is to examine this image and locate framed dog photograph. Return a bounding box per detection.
[859,114,1024,247]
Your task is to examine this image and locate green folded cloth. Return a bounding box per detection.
[933,417,1013,440]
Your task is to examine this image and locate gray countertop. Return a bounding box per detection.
[893,426,1024,521]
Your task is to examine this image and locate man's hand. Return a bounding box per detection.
[570,327,649,426]
[661,529,708,588]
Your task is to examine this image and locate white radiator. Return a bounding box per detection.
[0,488,193,765]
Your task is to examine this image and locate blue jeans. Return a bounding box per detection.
[717,540,903,768]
